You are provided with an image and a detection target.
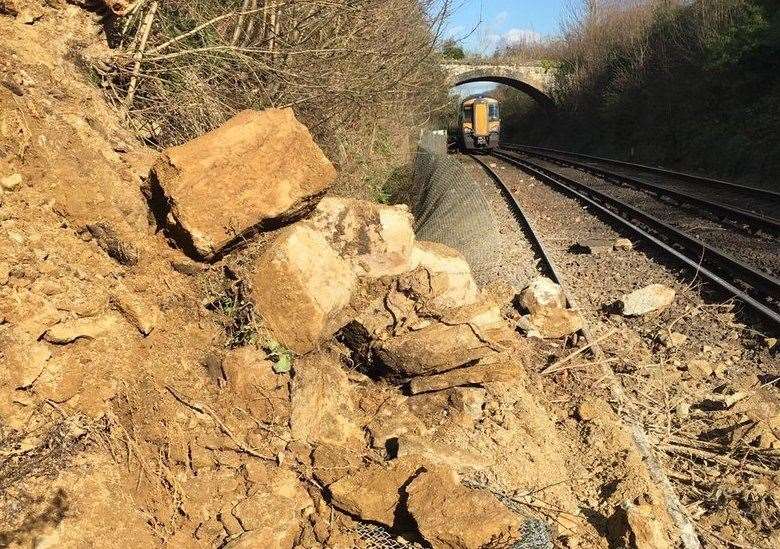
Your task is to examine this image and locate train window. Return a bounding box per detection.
[489,104,499,120]
[463,106,473,124]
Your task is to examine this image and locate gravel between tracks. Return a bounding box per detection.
[459,156,539,290]
[551,154,780,221]
[465,152,780,549]
[514,153,779,278]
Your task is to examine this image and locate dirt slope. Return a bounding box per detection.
[0,5,697,549]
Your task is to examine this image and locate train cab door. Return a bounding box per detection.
[473,102,489,137]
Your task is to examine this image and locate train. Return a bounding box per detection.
[456,95,500,152]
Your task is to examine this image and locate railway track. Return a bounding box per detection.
[465,153,702,549]
[503,144,780,232]
[492,148,780,328]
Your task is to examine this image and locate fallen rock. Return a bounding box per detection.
[111,288,160,336]
[151,108,335,259]
[5,339,51,388]
[220,348,289,422]
[408,355,520,394]
[43,314,119,344]
[614,238,633,251]
[32,358,86,403]
[329,455,428,528]
[311,443,365,487]
[0,173,22,191]
[524,307,583,339]
[408,241,479,309]
[86,223,140,266]
[290,352,362,446]
[519,276,566,313]
[406,468,521,549]
[373,301,516,376]
[230,464,312,547]
[308,197,415,278]
[620,284,675,316]
[658,330,687,348]
[609,501,672,549]
[365,394,428,451]
[251,224,356,354]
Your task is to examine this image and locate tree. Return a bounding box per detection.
[441,38,466,59]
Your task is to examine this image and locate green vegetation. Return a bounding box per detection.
[441,38,466,60]
[497,0,780,189]
[105,0,453,200]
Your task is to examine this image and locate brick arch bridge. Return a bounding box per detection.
[443,62,554,107]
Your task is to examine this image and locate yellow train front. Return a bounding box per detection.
[458,96,500,152]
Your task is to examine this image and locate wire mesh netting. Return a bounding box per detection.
[355,517,552,549]
[402,139,504,285]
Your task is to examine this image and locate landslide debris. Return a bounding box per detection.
[0,6,693,548]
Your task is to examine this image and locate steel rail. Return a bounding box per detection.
[493,150,780,327]
[467,154,599,353]
[504,143,780,201]
[501,147,780,235]
[469,153,702,549]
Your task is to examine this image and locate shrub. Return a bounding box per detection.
[102,0,455,197]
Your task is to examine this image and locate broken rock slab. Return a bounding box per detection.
[111,287,160,336]
[620,284,675,316]
[408,355,520,394]
[150,108,335,259]
[373,300,517,377]
[407,241,479,309]
[43,314,119,344]
[5,338,51,388]
[405,468,522,549]
[290,352,363,446]
[308,197,416,278]
[229,464,313,548]
[251,223,357,354]
[329,455,430,528]
[523,307,583,339]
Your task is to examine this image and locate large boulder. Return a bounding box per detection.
[405,468,522,549]
[151,108,335,259]
[308,197,416,278]
[620,284,675,316]
[251,224,356,354]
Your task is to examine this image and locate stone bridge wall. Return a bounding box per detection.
[442,62,554,105]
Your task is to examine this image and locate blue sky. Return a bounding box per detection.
[444,0,584,55]
[444,0,583,97]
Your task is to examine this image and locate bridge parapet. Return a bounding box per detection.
[442,61,554,106]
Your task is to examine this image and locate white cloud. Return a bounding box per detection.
[494,10,509,26]
[500,28,542,48]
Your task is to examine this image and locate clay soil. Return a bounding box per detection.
[465,154,780,549]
